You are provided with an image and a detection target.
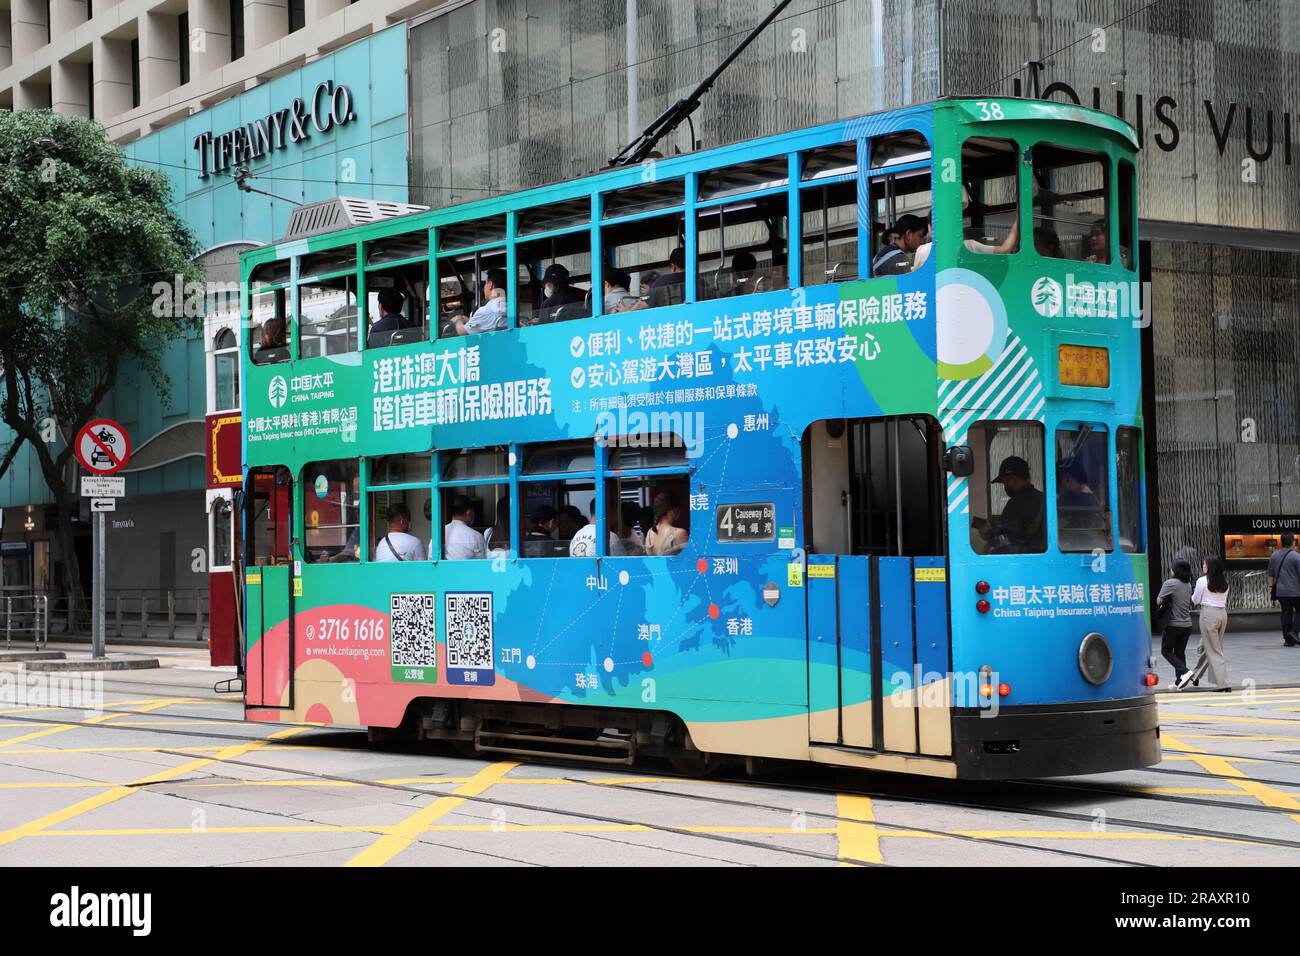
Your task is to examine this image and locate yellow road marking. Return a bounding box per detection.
[0,727,308,850]
[1160,712,1300,726]
[835,793,882,866]
[1163,734,1300,827]
[0,725,77,748]
[345,761,519,867]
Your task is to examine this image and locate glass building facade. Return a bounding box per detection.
[407,0,1300,607]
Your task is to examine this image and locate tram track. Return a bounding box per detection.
[4,703,1300,865]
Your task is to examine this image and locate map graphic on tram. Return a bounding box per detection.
[236,97,1155,780]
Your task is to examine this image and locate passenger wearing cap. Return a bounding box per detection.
[976,456,1046,553]
[872,214,928,275]
[539,263,584,320]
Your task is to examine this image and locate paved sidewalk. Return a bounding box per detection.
[1151,624,1300,690]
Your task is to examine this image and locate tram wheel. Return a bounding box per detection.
[666,740,722,776]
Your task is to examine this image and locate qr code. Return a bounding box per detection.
[445,592,494,669]
[390,593,437,667]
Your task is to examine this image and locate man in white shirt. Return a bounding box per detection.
[569,498,625,557]
[374,503,427,562]
[442,495,486,560]
[454,268,508,335]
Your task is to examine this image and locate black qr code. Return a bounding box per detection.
[390,593,437,667]
[446,592,494,669]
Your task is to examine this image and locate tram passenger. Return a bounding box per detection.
[872,214,927,275]
[570,498,626,557]
[621,501,646,555]
[260,315,287,348]
[484,495,511,555]
[556,504,586,543]
[443,495,486,559]
[454,268,508,335]
[974,456,1045,554]
[644,491,689,556]
[368,289,414,343]
[1086,223,1131,269]
[1034,226,1063,258]
[375,503,426,562]
[728,251,758,296]
[524,505,560,557]
[539,264,584,320]
[603,267,633,313]
[641,247,686,309]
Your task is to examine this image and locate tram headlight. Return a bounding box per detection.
[1078,632,1113,686]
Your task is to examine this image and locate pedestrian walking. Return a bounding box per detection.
[1155,560,1194,685]
[1267,531,1300,646]
[1177,556,1231,691]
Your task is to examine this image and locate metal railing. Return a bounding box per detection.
[45,588,208,642]
[3,593,48,650]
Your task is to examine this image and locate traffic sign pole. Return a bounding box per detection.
[93,511,105,659]
[75,418,129,661]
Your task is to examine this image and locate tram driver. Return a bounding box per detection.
[973,456,1046,554]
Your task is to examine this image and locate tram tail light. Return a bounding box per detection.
[976,599,991,613]
[980,684,993,698]
[998,683,1011,697]
[975,580,990,595]
[1144,673,1158,687]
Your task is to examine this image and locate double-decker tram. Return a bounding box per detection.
[238,96,1158,779]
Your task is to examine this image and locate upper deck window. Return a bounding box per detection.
[442,446,509,481]
[1031,144,1108,263]
[602,212,686,311]
[523,440,595,475]
[249,264,289,366]
[698,156,789,202]
[366,232,428,266]
[868,131,932,276]
[961,137,1020,256]
[250,260,291,288]
[603,180,683,219]
[438,214,507,251]
[299,274,358,358]
[518,196,591,236]
[518,231,592,326]
[300,247,356,279]
[366,263,428,350]
[1117,160,1136,271]
[801,143,856,182]
[696,195,788,300]
[437,247,508,337]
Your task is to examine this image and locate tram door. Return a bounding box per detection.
[803,417,951,756]
[244,467,294,709]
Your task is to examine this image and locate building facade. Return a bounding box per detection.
[0,19,410,620]
[4,0,1296,611]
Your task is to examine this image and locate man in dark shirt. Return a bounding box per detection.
[978,456,1046,553]
[368,289,414,345]
[1268,531,1300,646]
[645,247,686,308]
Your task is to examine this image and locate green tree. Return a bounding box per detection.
[0,109,202,620]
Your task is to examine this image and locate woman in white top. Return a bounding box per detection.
[644,491,688,557]
[1178,556,1231,691]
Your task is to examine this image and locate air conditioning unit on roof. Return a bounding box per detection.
[281,196,429,243]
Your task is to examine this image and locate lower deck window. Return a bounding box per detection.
[1057,425,1113,553]
[968,422,1046,555]
[304,460,360,563]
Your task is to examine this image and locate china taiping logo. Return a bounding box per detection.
[268,375,288,409]
[1030,277,1064,318]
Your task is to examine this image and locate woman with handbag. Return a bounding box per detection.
[1155,560,1194,686]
